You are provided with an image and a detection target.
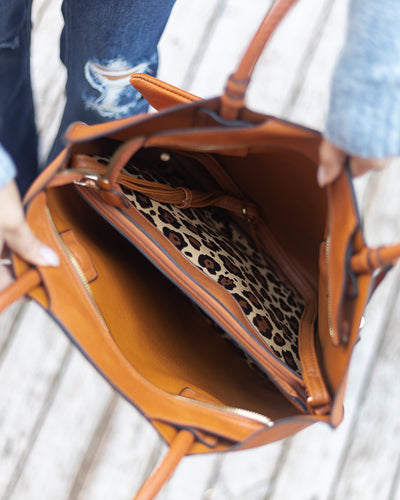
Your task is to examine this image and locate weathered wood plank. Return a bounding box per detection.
[0,301,25,356]
[157,0,227,89]
[8,348,113,500]
[247,0,337,117]
[392,467,400,500]
[157,453,221,500]
[287,0,347,129]
[196,442,285,500]
[178,0,274,97]
[75,399,162,500]
[0,303,70,496]
[330,285,400,500]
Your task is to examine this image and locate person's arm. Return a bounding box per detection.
[318,0,400,186]
[0,144,59,290]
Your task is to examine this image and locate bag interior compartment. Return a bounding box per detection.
[46,185,302,421]
[86,149,307,376]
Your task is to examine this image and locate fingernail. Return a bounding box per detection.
[317,166,328,187]
[38,245,60,267]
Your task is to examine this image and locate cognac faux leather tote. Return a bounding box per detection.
[1,0,399,498]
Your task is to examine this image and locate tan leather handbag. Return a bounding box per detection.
[1,1,400,498]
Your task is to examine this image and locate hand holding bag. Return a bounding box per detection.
[1,1,400,498]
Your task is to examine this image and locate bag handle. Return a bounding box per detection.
[0,268,42,312]
[133,430,195,500]
[220,0,299,120]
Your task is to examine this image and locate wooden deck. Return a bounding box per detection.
[1,0,400,499]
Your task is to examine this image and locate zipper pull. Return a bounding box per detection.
[73,173,131,209]
[74,173,101,189]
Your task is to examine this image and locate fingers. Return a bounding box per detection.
[0,180,59,269]
[350,156,388,177]
[3,219,60,267]
[318,138,391,187]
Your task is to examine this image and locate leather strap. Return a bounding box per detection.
[133,430,195,500]
[69,153,260,220]
[220,0,299,120]
[351,243,400,273]
[104,137,146,187]
[0,268,42,313]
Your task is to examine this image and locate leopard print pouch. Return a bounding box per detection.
[93,151,305,375]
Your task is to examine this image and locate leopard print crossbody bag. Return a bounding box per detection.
[2,1,400,498]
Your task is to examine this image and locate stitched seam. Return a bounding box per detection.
[132,75,197,102]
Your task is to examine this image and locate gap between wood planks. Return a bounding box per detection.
[66,393,119,500]
[0,302,27,363]
[280,0,337,119]
[2,344,74,500]
[179,0,230,92]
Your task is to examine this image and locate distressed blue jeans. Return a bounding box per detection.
[0,0,175,193]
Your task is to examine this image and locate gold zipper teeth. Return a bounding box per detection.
[176,396,273,427]
[45,206,108,331]
[227,407,274,427]
[66,250,92,295]
[325,236,335,340]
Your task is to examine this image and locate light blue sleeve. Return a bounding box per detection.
[0,143,16,189]
[324,0,400,158]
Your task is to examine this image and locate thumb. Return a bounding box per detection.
[317,139,347,187]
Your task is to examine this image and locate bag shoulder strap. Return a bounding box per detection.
[220,0,299,120]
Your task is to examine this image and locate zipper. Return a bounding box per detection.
[78,188,307,408]
[176,395,274,427]
[225,407,274,427]
[325,236,336,342]
[45,206,108,331]
[179,144,249,153]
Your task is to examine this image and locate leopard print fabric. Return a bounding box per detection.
[93,153,304,374]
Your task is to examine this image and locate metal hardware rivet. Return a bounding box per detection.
[160,152,171,162]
